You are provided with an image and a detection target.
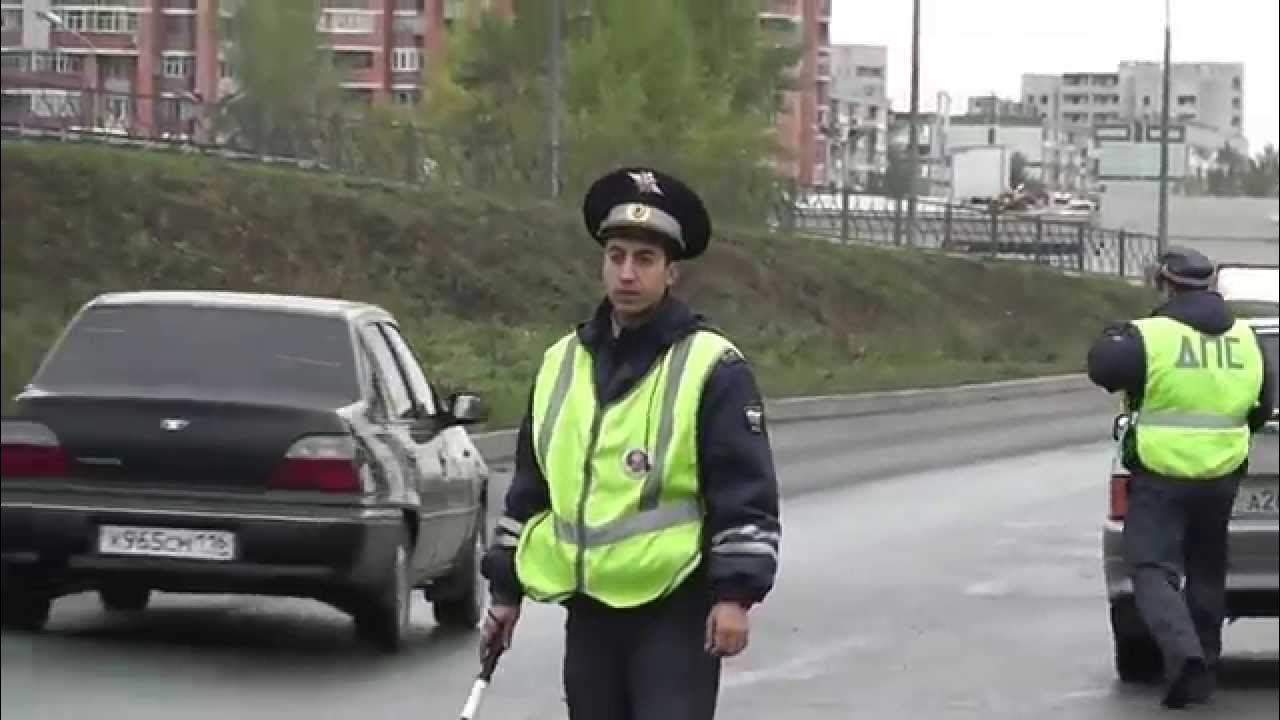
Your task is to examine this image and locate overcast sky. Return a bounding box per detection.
[831,0,1280,152]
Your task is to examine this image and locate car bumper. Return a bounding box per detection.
[0,492,404,597]
[1102,519,1280,617]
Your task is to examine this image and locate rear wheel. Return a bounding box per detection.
[354,528,413,653]
[99,586,151,612]
[431,508,485,630]
[1,589,52,632]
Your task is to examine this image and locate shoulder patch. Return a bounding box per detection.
[744,403,765,434]
[719,346,746,366]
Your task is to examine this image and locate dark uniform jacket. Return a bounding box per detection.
[482,294,782,608]
[1086,289,1276,476]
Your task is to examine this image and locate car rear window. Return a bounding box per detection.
[1263,332,1279,409]
[33,305,360,407]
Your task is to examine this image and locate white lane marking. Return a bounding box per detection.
[722,636,880,688]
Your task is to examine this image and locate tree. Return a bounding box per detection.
[1242,144,1279,197]
[419,0,796,218]
[558,0,786,219]
[1009,151,1027,189]
[218,0,343,160]
[1202,142,1280,198]
[871,145,914,199]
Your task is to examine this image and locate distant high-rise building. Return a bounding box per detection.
[759,0,830,187]
[826,43,889,188]
[1021,61,1245,152]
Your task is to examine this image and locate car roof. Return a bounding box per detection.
[87,291,389,321]
[1246,317,1279,333]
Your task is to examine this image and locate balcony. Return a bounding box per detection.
[759,0,799,19]
[52,30,140,53]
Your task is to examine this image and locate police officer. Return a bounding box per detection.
[479,167,782,719]
[1087,247,1275,709]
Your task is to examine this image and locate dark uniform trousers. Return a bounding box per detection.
[562,577,721,720]
[1123,470,1242,673]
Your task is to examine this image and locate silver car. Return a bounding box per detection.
[1102,266,1279,683]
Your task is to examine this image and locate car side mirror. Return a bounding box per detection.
[446,392,486,426]
[1112,414,1131,442]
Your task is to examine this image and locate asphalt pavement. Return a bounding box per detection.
[3,390,1276,719]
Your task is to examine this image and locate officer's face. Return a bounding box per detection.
[602,234,677,320]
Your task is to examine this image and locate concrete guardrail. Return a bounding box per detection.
[470,373,1094,465]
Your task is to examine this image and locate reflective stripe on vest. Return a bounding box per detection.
[515,330,734,608]
[1131,316,1263,479]
[1133,411,1248,429]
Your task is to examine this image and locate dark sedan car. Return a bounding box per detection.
[1,291,490,651]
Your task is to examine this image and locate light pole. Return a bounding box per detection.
[547,0,562,199]
[904,0,921,247]
[1157,0,1171,255]
[36,10,101,130]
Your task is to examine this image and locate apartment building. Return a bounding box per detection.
[1021,61,1245,150]
[2,0,829,185]
[825,43,888,189]
[0,0,502,132]
[759,0,830,187]
[966,93,1035,120]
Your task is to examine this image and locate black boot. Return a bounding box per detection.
[1162,657,1209,709]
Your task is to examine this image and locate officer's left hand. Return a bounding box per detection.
[705,601,750,657]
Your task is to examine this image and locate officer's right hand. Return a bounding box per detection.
[480,602,521,660]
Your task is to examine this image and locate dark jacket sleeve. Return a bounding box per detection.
[1086,322,1146,395]
[1247,332,1277,433]
[480,385,550,605]
[696,351,781,607]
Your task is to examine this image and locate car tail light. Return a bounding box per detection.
[1,421,68,477]
[268,435,362,492]
[1109,473,1129,521]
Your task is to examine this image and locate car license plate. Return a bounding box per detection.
[1233,482,1280,518]
[98,525,236,561]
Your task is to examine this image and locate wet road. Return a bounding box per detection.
[3,393,1276,719]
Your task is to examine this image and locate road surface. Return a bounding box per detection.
[3,391,1276,719]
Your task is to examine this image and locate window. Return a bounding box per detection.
[333,51,374,70]
[392,89,418,105]
[0,51,29,71]
[361,325,415,419]
[162,55,193,78]
[1026,95,1035,105]
[392,15,420,34]
[62,10,86,31]
[1040,94,1048,104]
[33,307,361,408]
[1176,94,1197,107]
[54,53,85,74]
[319,11,375,33]
[379,324,436,415]
[867,104,878,121]
[1143,95,1151,107]
[987,128,996,145]
[391,47,421,72]
[855,66,883,78]
[103,58,132,80]
[1,9,22,32]
[1232,116,1241,128]
[165,15,196,41]
[1232,76,1241,91]
[1232,97,1242,109]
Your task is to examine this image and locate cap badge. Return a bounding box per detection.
[627,171,664,196]
[627,203,651,222]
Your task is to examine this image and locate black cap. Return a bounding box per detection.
[1157,246,1216,289]
[582,167,711,260]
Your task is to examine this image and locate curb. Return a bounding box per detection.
[470,373,1093,465]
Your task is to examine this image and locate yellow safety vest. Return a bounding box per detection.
[514,329,735,608]
[1131,316,1263,478]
